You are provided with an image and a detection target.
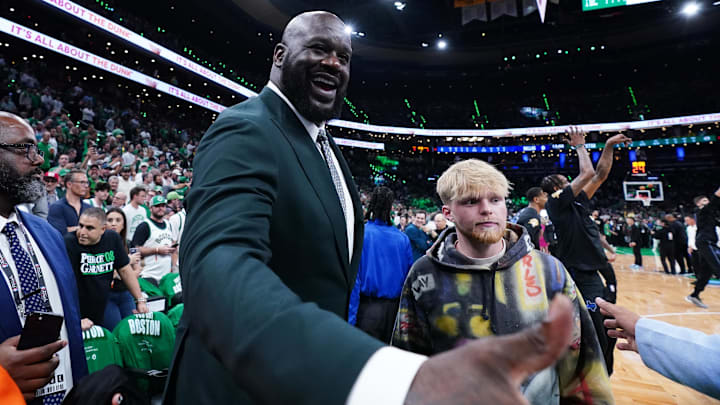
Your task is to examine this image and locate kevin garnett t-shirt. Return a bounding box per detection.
[544,185,606,271]
[64,230,130,324]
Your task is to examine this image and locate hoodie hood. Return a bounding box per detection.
[427,223,533,271]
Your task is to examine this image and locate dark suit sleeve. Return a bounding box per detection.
[180,112,383,404]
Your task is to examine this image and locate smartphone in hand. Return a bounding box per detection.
[17,312,64,350]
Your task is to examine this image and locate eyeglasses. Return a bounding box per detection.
[0,143,44,161]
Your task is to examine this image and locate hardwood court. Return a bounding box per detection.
[609,253,720,404]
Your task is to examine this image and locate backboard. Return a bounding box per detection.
[623,181,664,205]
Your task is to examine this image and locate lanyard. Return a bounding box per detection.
[0,219,52,315]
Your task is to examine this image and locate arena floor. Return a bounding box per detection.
[610,253,720,404]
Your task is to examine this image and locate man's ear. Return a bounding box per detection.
[273,43,287,68]
[441,205,453,222]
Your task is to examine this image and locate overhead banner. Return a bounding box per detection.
[0,18,384,150]
[537,0,548,22]
[436,134,717,153]
[0,18,225,113]
[42,0,257,98]
[37,0,720,137]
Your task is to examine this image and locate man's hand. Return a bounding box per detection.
[404,295,573,405]
[564,126,586,147]
[0,336,66,401]
[134,302,149,314]
[629,242,636,247]
[596,297,640,352]
[157,246,176,255]
[607,252,617,262]
[688,247,694,255]
[606,133,632,148]
[129,252,142,266]
[80,318,94,331]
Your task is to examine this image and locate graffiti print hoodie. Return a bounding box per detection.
[391,224,614,405]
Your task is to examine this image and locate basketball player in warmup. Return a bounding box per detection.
[686,186,720,308]
[541,127,631,375]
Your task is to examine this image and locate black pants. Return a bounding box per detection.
[692,242,720,298]
[632,245,642,266]
[568,269,616,375]
[356,295,400,344]
[671,244,687,274]
[659,246,675,274]
[674,243,691,273]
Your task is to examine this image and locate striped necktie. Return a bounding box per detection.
[316,129,348,219]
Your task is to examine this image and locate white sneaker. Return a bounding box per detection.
[686,295,709,309]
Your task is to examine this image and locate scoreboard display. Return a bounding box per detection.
[583,0,661,12]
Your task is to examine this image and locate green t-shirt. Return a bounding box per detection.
[167,304,184,328]
[113,312,176,371]
[138,278,163,298]
[159,273,182,308]
[37,141,53,171]
[83,325,123,374]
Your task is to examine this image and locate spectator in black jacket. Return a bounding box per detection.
[625,217,644,269]
[652,219,675,274]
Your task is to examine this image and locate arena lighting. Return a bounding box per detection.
[344,25,353,34]
[421,42,429,47]
[681,2,700,15]
[437,40,447,50]
[394,2,407,11]
[714,1,720,5]
[37,1,720,137]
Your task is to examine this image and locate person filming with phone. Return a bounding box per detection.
[63,208,148,331]
[0,111,88,403]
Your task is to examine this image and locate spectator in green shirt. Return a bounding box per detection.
[37,130,55,171]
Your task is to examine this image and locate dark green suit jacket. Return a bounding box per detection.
[163,88,383,404]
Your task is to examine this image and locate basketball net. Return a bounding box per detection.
[638,194,651,207]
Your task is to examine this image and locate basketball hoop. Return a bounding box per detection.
[638,194,651,207]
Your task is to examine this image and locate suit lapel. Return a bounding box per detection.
[260,89,351,274]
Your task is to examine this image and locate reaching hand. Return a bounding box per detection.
[404,295,573,405]
[596,297,640,352]
[80,318,94,331]
[606,133,632,147]
[0,336,66,401]
[564,126,586,147]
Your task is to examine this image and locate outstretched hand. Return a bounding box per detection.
[596,297,640,352]
[564,126,587,147]
[404,295,574,405]
[606,133,632,147]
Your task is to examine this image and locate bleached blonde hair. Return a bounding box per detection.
[436,159,512,204]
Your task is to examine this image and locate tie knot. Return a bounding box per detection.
[317,128,328,142]
[2,222,16,236]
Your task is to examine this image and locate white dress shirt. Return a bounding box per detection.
[0,211,74,397]
[265,82,427,405]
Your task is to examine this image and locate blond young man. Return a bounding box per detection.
[392,159,614,405]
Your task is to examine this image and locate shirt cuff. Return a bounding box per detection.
[346,346,427,405]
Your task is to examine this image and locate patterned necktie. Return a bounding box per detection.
[2,222,64,405]
[316,129,348,219]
